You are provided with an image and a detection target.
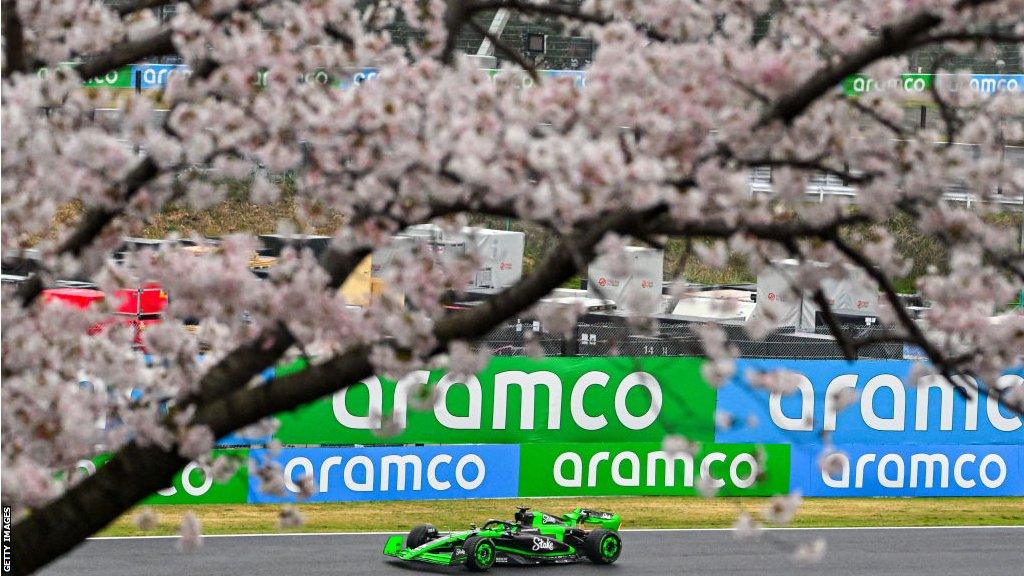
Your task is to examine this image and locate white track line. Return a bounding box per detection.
[88,525,1024,541]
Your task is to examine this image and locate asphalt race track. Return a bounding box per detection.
[39,526,1024,576]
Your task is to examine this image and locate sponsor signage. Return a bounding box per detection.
[37,63,135,87]
[843,73,1024,96]
[273,357,716,445]
[33,63,1024,97]
[248,444,519,503]
[842,73,933,96]
[134,64,190,89]
[77,449,249,504]
[518,442,790,497]
[485,68,587,89]
[966,74,1024,94]
[791,444,1024,497]
[716,359,1024,445]
[81,65,135,88]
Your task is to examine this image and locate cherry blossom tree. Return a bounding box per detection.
[3,1,1024,573]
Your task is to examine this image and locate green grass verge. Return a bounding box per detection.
[100,497,1024,537]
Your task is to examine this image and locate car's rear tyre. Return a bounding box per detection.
[463,536,496,572]
[584,528,621,564]
[406,524,436,549]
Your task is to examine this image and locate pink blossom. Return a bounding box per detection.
[177,512,203,552]
[745,368,804,396]
[792,538,827,565]
[177,425,214,460]
[763,493,803,525]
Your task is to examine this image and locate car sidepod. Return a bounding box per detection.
[492,531,581,565]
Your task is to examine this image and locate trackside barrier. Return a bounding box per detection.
[75,449,249,504]
[717,359,1024,445]
[273,357,716,445]
[36,63,1024,96]
[74,358,1023,502]
[248,445,520,503]
[791,444,1024,497]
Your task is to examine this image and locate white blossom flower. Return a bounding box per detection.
[253,459,287,497]
[447,341,491,379]
[763,493,803,525]
[731,512,762,540]
[714,410,736,431]
[133,507,159,531]
[745,368,803,396]
[818,449,848,478]
[205,455,240,483]
[701,359,736,389]
[177,512,203,552]
[278,505,305,529]
[294,473,317,500]
[791,538,827,564]
[369,409,404,438]
[696,473,719,499]
[828,387,859,414]
[177,425,215,460]
[662,434,700,459]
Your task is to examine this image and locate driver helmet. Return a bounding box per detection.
[514,507,531,525]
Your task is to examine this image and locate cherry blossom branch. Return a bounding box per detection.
[13,156,161,306]
[649,212,873,242]
[809,287,911,360]
[467,17,539,83]
[827,234,978,394]
[1,0,29,77]
[927,54,961,147]
[827,236,1019,419]
[115,0,178,16]
[726,151,877,185]
[8,203,665,573]
[844,97,908,137]
[73,28,176,82]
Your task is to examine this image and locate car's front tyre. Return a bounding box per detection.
[463,536,496,572]
[405,524,437,549]
[584,528,622,564]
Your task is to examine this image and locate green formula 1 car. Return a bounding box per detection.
[382,507,622,571]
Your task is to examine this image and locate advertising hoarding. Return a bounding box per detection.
[274,357,716,445]
[716,359,1024,445]
[248,445,520,503]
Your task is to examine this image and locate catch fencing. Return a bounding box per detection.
[481,321,905,360]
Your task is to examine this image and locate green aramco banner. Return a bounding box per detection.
[275,357,717,445]
[518,442,790,497]
[81,449,249,504]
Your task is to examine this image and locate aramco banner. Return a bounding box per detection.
[791,444,1024,497]
[518,442,790,497]
[716,360,1024,445]
[249,445,520,503]
[77,449,249,504]
[41,62,1024,96]
[274,357,717,445]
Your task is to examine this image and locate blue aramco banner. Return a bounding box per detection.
[717,360,1024,445]
[248,445,520,503]
[791,444,1024,497]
